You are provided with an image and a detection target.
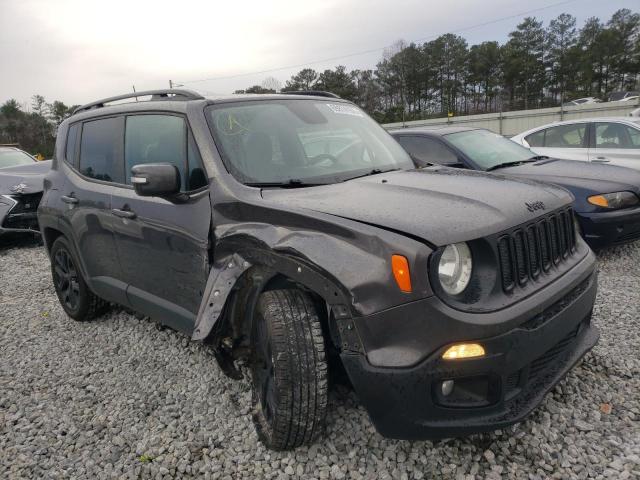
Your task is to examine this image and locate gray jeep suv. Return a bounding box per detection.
[38,89,599,450]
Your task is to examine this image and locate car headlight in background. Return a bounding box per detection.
[438,242,472,295]
[588,192,639,209]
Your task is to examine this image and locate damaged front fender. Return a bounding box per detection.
[191,201,435,347]
[192,235,354,342]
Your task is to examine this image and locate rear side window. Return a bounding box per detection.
[125,114,207,191]
[79,117,123,183]
[65,124,79,165]
[541,124,586,148]
[395,136,458,166]
[524,130,545,147]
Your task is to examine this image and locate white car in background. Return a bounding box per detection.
[511,117,640,170]
[562,97,601,106]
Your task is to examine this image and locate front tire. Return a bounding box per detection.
[50,236,108,321]
[250,289,328,450]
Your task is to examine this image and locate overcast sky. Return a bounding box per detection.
[1,0,638,107]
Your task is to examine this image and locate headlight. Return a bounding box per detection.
[438,242,472,295]
[588,192,639,209]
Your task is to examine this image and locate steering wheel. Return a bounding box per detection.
[307,153,339,166]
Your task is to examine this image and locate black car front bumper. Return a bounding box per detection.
[578,206,640,249]
[340,251,598,440]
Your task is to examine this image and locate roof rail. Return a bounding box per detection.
[73,89,205,114]
[282,90,341,99]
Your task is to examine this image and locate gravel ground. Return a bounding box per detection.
[1,236,639,480]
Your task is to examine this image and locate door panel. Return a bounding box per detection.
[59,166,126,304]
[588,148,640,169]
[110,188,211,332]
[533,147,590,161]
[588,122,640,170]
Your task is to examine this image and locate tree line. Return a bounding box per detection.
[0,96,78,158]
[236,9,640,123]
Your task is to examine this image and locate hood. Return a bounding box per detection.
[0,160,51,195]
[498,158,640,195]
[261,167,572,246]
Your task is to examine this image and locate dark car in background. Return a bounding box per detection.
[0,147,50,236]
[391,127,640,249]
[39,90,598,450]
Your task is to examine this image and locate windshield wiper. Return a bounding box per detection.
[529,155,549,160]
[342,167,401,182]
[245,179,327,188]
[486,159,538,171]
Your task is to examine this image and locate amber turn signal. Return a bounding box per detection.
[587,195,609,207]
[391,255,412,292]
[442,343,485,360]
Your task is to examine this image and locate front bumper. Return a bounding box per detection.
[340,251,598,440]
[577,206,640,249]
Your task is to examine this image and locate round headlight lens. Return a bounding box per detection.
[438,242,473,295]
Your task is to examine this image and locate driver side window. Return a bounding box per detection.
[125,114,207,192]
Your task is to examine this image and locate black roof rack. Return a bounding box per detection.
[73,89,205,114]
[282,90,341,99]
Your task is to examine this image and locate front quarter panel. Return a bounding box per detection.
[192,177,434,341]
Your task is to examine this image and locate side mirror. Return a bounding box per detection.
[131,163,181,197]
[449,160,468,169]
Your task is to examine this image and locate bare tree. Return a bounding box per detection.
[261,76,282,92]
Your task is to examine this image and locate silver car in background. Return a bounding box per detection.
[0,147,50,235]
[511,117,640,170]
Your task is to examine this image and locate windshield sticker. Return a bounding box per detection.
[326,103,363,117]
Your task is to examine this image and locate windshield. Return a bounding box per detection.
[0,149,35,169]
[445,130,535,170]
[206,100,414,184]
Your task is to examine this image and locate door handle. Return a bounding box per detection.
[592,157,609,163]
[61,195,78,204]
[111,208,137,219]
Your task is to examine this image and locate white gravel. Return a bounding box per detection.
[1,236,639,479]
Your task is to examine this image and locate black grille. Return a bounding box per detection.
[503,320,582,401]
[6,193,42,214]
[2,193,42,231]
[529,323,580,380]
[504,370,521,398]
[497,208,577,293]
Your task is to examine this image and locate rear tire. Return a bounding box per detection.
[50,236,108,321]
[250,289,328,450]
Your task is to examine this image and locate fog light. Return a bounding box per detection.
[442,343,485,360]
[441,380,455,396]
